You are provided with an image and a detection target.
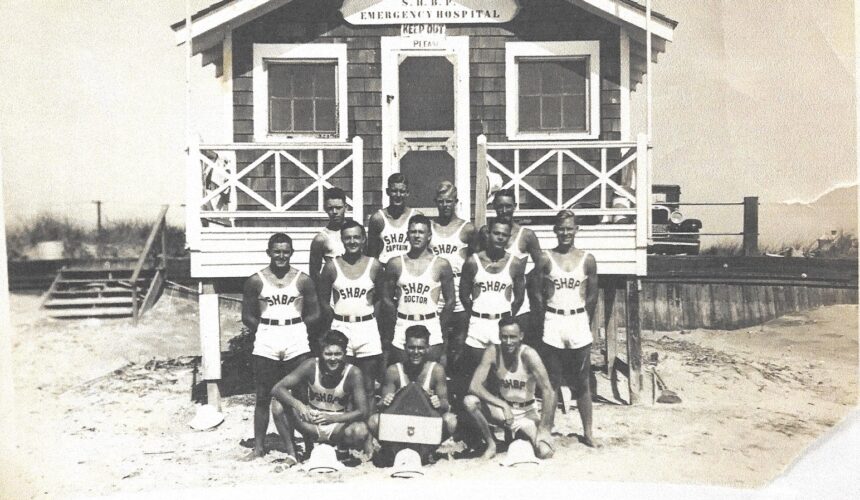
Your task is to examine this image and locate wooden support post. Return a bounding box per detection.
[474,135,489,227]
[626,278,642,404]
[352,136,364,224]
[743,196,759,256]
[199,282,222,411]
[604,279,618,375]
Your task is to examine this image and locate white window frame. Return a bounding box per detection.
[505,41,601,141]
[253,43,348,142]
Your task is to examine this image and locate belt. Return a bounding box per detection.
[470,311,512,320]
[397,311,437,321]
[546,306,586,316]
[259,317,303,326]
[333,313,374,323]
[506,399,535,409]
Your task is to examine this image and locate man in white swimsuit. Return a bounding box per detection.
[368,173,422,365]
[241,232,322,460]
[463,317,555,459]
[459,219,526,383]
[532,210,598,448]
[429,181,476,398]
[271,330,372,462]
[477,189,543,348]
[317,220,384,408]
[368,325,458,464]
[381,214,455,365]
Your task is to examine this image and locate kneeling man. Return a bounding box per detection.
[463,317,555,459]
[271,330,371,462]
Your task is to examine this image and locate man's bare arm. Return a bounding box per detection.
[298,274,321,329]
[336,367,369,422]
[316,261,337,328]
[458,256,477,312]
[523,347,556,431]
[438,259,455,333]
[379,365,400,408]
[510,256,526,316]
[271,360,314,413]
[529,253,549,320]
[380,259,400,314]
[462,222,478,255]
[366,212,384,258]
[242,275,263,334]
[431,364,451,413]
[468,346,510,411]
[584,253,599,322]
[308,234,327,284]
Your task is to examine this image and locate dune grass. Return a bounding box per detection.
[6,213,186,260]
[702,233,858,258]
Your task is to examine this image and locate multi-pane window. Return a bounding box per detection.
[506,41,600,140]
[267,61,337,134]
[517,58,588,133]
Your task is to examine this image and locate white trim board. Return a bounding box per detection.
[252,43,349,143]
[572,0,675,42]
[505,41,601,141]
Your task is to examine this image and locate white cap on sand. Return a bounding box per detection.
[299,444,345,473]
[500,439,541,467]
[391,448,424,478]
[188,404,224,431]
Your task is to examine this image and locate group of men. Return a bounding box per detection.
[240,173,598,466]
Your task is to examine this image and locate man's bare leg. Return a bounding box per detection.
[577,387,595,447]
[354,355,381,410]
[270,400,299,464]
[240,378,273,461]
[462,395,497,459]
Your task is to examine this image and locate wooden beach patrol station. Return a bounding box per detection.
[173,0,676,406]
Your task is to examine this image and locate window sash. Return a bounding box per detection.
[266,60,338,135]
[517,57,589,134]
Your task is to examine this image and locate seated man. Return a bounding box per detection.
[368,325,457,464]
[463,317,555,460]
[271,330,372,463]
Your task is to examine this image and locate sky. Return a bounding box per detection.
[0,0,856,229]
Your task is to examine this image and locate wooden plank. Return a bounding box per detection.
[652,283,669,331]
[625,279,642,405]
[697,284,714,329]
[728,285,744,329]
[763,285,776,321]
[667,284,682,331]
[681,284,698,330]
[604,280,618,374]
[798,286,810,311]
[710,283,729,330]
[639,282,655,332]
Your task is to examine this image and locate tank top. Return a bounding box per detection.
[320,227,345,259]
[378,208,416,264]
[257,269,303,321]
[545,251,588,311]
[331,258,375,316]
[395,362,436,392]
[430,220,468,276]
[471,254,514,315]
[307,360,352,412]
[495,346,535,404]
[507,226,531,314]
[396,255,441,316]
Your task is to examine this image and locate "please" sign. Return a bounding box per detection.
[341,0,520,25]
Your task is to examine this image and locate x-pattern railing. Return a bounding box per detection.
[484,140,642,215]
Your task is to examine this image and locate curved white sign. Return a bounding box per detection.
[341,0,520,25]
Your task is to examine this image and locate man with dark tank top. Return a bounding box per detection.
[317,220,384,409]
[240,232,321,461]
[271,330,372,462]
[381,214,455,366]
[429,181,476,394]
[532,209,598,448]
[476,189,543,348]
[462,318,555,459]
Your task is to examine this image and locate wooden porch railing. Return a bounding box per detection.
[476,132,650,246]
[185,138,364,250]
[131,204,169,326]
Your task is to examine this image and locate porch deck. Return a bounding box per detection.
[185,135,650,278]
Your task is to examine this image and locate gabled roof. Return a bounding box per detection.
[172,0,677,53]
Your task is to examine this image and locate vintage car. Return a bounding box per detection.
[649,184,702,255]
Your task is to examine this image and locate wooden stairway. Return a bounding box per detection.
[41,205,170,323]
[42,268,160,319]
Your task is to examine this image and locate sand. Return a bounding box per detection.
[1,291,856,498]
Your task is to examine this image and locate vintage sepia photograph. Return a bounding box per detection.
[0,0,857,497]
